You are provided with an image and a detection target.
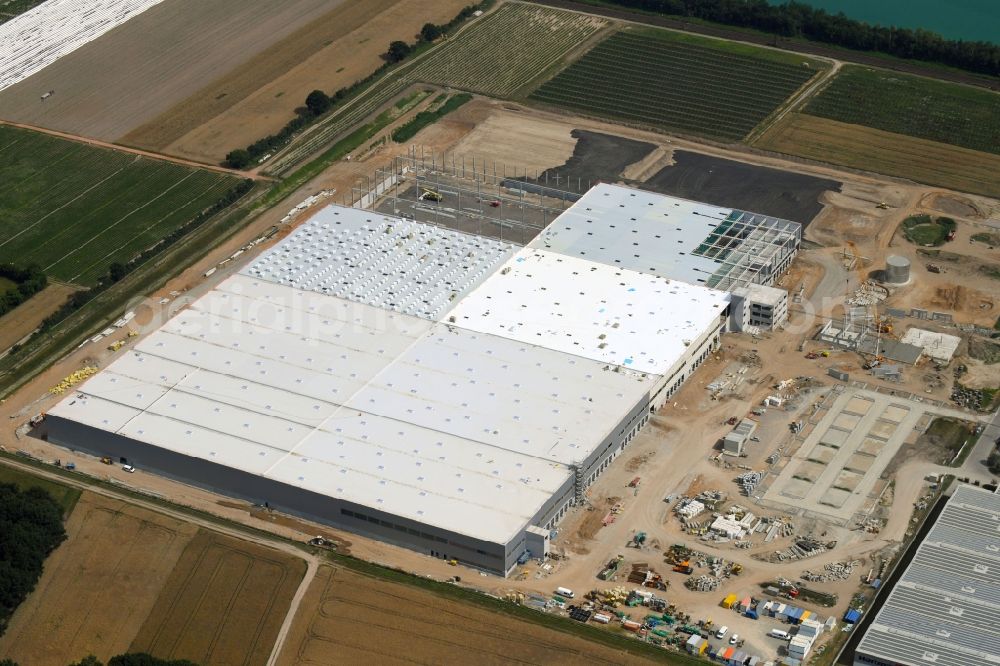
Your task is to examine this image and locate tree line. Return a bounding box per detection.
[592,0,1000,76]
[1,653,197,666]
[0,264,47,318]
[224,2,492,170]
[0,482,66,637]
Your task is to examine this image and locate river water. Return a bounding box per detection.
[772,0,999,44]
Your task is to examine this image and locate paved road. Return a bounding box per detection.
[0,456,317,665]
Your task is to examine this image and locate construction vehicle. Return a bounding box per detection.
[309,536,336,549]
[876,202,889,209]
[628,476,641,488]
[419,187,442,202]
[631,532,647,548]
[598,555,624,580]
[863,355,885,370]
[927,263,941,274]
[673,561,694,575]
[100,456,113,465]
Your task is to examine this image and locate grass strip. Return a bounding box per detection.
[392,93,473,143]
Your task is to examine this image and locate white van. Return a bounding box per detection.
[769,628,790,640]
[715,626,728,639]
[555,586,575,599]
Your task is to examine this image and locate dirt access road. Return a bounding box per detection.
[0,119,271,180]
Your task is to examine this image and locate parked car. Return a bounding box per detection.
[122,464,135,473]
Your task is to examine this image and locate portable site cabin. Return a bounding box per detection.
[686,634,708,655]
[844,608,862,623]
[719,646,735,662]
[773,603,788,620]
[730,650,748,666]
[738,596,753,612]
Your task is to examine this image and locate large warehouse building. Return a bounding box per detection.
[853,484,1000,666]
[44,184,797,576]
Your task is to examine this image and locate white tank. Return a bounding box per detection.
[885,255,910,284]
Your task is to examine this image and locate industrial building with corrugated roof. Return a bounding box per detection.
[44,183,804,575]
[45,196,736,575]
[853,484,1000,666]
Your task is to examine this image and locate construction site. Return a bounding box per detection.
[15,143,995,665]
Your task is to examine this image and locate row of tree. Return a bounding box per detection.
[0,483,66,637]
[597,0,1000,76]
[0,264,47,318]
[6,179,253,359]
[224,2,491,170]
[0,653,196,666]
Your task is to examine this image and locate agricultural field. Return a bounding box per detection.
[266,82,422,176]
[131,530,305,666]
[805,65,1000,154]
[0,492,199,665]
[407,3,607,98]
[138,0,473,164]
[278,564,663,665]
[0,0,46,24]
[754,114,1000,198]
[0,0,340,141]
[531,28,823,141]
[0,125,242,285]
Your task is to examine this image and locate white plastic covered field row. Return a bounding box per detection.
[0,0,166,93]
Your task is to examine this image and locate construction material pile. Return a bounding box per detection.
[685,575,720,592]
[49,366,98,395]
[737,471,764,495]
[802,560,861,582]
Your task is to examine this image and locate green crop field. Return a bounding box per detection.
[0,0,46,24]
[0,125,241,285]
[805,65,1000,154]
[408,4,607,98]
[530,28,823,141]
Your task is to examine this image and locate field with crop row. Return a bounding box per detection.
[407,3,606,97]
[131,530,304,666]
[531,29,822,141]
[755,113,1000,198]
[267,78,411,176]
[0,125,241,285]
[805,65,1000,155]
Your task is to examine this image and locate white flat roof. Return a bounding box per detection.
[50,204,729,546]
[447,247,729,375]
[530,183,800,290]
[244,206,516,320]
[50,272,660,543]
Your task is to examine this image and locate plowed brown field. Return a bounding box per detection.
[153,0,472,164]
[754,113,1000,198]
[278,565,659,665]
[0,493,198,666]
